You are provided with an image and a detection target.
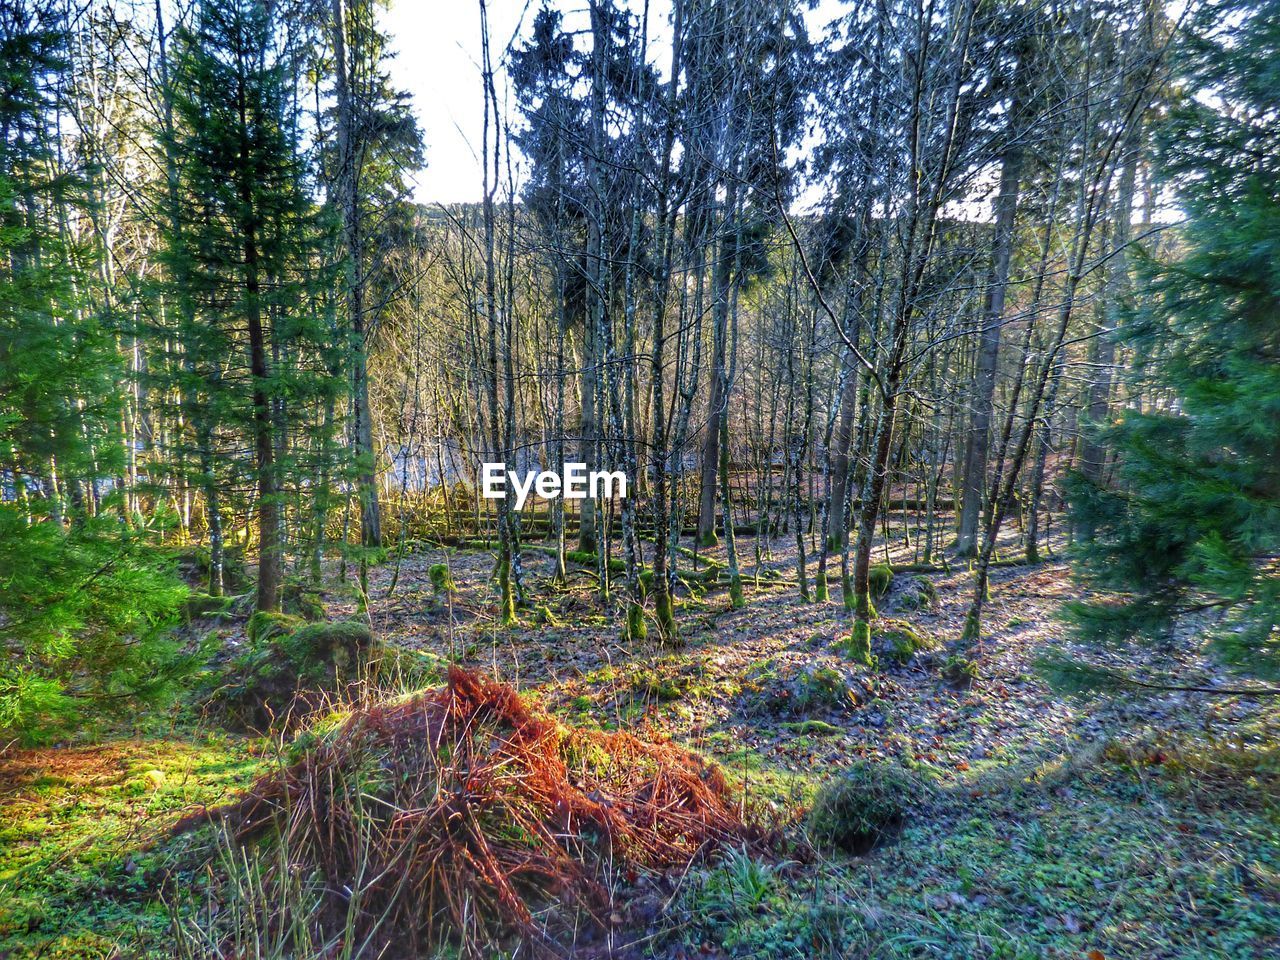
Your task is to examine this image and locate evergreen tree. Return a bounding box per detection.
[1053,0,1280,689]
[163,0,328,613]
[1,1,187,742]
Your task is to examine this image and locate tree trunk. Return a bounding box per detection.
[956,84,1025,555]
[330,0,381,551]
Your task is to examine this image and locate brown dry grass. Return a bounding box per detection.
[185,666,764,957]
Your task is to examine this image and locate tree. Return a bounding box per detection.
[164,0,325,614]
[326,0,422,564]
[1052,0,1280,688]
[0,0,187,743]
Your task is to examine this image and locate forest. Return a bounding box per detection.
[0,0,1277,956]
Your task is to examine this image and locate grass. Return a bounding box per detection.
[3,546,1277,959]
[0,734,262,959]
[675,737,1280,959]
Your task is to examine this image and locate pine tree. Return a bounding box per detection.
[163,0,328,614]
[1053,0,1280,690]
[1,1,188,742]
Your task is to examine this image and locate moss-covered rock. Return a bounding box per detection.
[869,563,894,598]
[894,574,938,611]
[204,618,377,730]
[806,760,923,854]
[246,610,305,644]
[743,660,863,717]
[282,579,326,621]
[428,562,456,595]
[183,592,234,620]
[874,618,939,665]
[279,621,376,683]
[941,654,979,687]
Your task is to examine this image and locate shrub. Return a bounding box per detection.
[0,510,193,744]
[682,848,779,937]
[806,760,923,854]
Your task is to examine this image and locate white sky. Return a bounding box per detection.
[378,0,847,206]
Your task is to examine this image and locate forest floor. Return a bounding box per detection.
[1,531,1277,959]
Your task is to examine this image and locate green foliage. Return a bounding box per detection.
[806,760,923,854]
[0,13,121,514]
[0,510,192,744]
[162,546,250,594]
[1063,0,1280,683]
[682,848,780,937]
[0,5,192,744]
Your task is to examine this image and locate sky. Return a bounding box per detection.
[377,0,848,207]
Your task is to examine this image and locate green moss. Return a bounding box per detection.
[781,719,843,737]
[806,760,923,854]
[183,592,233,619]
[427,562,456,595]
[728,573,745,609]
[744,660,862,717]
[874,618,938,665]
[631,666,687,702]
[280,621,376,681]
[566,549,626,573]
[245,610,304,644]
[0,736,261,959]
[941,654,979,686]
[624,602,647,641]
[869,563,894,598]
[835,620,875,668]
[204,619,377,730]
